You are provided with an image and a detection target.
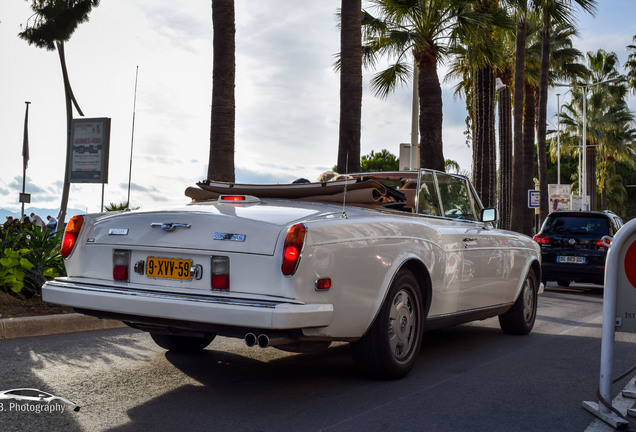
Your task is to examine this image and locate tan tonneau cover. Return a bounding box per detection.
[185,179,389,205]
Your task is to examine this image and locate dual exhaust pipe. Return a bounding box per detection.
[244,332,293,348]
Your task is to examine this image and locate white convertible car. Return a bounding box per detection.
[43,169,541,379]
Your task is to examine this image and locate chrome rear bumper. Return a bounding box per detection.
[43,279,333,330]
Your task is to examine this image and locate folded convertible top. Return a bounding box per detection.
[185,179,390,205]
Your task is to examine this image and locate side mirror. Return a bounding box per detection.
[481,208,498,223]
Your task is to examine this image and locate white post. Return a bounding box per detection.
[582,219,636,428]
[581,86,588,210]
[556,93,561,185]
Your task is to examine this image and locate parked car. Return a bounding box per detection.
[43,169,541,379]
[533,210,623,287]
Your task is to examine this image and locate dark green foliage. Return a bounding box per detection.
[18,0,100,50]
[0,222,65,298]
[361,149,399,172]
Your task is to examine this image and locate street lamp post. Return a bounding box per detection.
[554,77,625,210]
[556,93,561,185]
[582,84,588,209]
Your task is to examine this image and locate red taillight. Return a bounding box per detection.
[282,224,306,276]
[113,250,130,281]
[315,278,331,291]
[113,266,128,281]
[211,256,230,290]
[533,234,550,245]
[60,215,84,258]
[220,195,246,201]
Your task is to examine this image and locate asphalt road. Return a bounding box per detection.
[1,283,635,432]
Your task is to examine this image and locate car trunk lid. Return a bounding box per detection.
[86,201,325,255]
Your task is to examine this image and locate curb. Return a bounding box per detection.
[0,313,126,340]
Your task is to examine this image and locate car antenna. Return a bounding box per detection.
[341,154,349,219]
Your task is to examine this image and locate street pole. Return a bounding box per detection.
[21,101,31,222]
[556,93,561,185]
[554,77,625,211]
[127,66,139,208]
[582,86,588,210]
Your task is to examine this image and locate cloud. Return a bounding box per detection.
[2,0,635,217]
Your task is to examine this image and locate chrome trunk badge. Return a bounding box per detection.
[213,232,246,242]
[151,222,191,232]
[108,228,129,235]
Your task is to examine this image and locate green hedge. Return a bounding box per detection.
[0,222,66,299]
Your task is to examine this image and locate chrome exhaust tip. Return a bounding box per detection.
[244,333,257,347]
[257,334,270,348]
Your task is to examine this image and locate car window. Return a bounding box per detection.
[435,173,477,221]
[416,170,442,216]
[543,215,610,236]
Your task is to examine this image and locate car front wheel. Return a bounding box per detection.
[498,269,538,335]
[351,270,424,379]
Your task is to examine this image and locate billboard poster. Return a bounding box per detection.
[570,195,587,211]
[548,184,571,212]
[69,118,111,183]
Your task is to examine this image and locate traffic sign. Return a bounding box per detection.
[528,190,540,208]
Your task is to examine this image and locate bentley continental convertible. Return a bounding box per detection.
[43,170,541,379]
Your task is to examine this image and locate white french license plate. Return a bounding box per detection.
[557,256,586,264]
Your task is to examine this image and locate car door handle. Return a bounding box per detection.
[463,237,477,242]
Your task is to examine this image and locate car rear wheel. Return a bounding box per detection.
[351,270,424,379]
[150,333,215,352]
[557,279,571,287]
[498,270,538,335]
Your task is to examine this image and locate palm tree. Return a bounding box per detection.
[625,36,636,94]
[468,0,510,209]
[554,50,635,211]
[362,0,484,172]
[446,1,511,209]
[208,0,236,182]
[337,0,363,175]
[18,0,100,231]
[584,50,632,210]
[533,20,586,222]
[535,0,596,222]
[510,0,531,234]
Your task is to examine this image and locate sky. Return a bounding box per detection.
[1,0,636,217]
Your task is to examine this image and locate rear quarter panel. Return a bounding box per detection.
[292,212,451,338]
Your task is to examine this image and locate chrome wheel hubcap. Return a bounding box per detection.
[522,278,535,323]
[387,288,418,361]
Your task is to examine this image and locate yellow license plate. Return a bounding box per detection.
[146,257,192,280]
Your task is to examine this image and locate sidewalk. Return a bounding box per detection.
[0,313,126,339]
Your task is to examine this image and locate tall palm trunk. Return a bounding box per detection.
[536,11,551,224]
[510,0,528,234]
[498,80,513,230]
[56,41,84,232]
[416,49,445,171]
[337,0,362,174]
[522,82,537,234]
[472,65,497,208]
[208,0,236,182]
